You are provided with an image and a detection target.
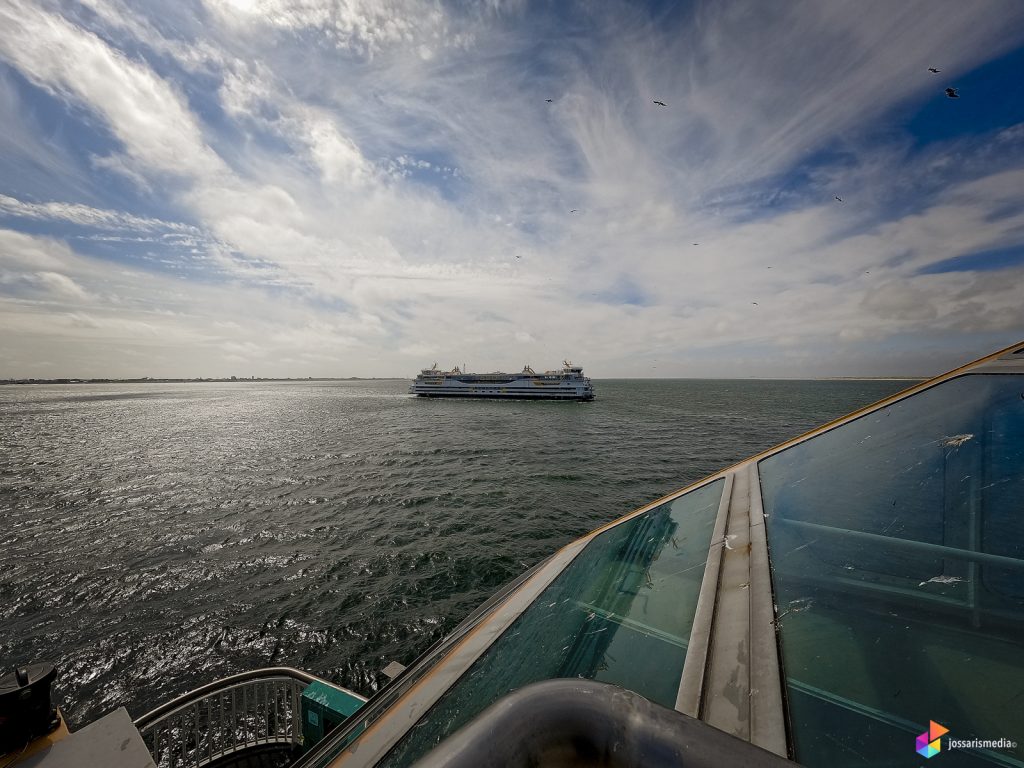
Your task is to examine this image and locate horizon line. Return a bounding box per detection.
[1,375,926,384]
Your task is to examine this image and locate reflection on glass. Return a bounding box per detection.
[760,374,1024,767]
[379,479,723,766]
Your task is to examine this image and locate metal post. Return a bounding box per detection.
[206,696,212,764]
[192,702,200,768]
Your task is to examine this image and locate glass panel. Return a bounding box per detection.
[760,374,1024,767]
[378,479,724,766]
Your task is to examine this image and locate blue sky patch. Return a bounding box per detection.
[903,44,1024,148]
[918,245,1024,275]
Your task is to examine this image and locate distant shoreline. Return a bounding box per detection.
[1,376,923,385]
[0,377,406,385]
[737,376,922,382]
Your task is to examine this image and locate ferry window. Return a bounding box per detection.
[759,374,1024,767]
[378,478,724,766]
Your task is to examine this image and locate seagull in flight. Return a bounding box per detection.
[945,87,959,98]
[928,67,941,73]
[545,99,553,103]
[653,100,667,107]
[570,209,578,213]
[752,302,759,306]
[835,196,844,202]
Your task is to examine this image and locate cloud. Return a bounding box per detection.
[0,228,74,270]
[34,271,90,300]
[204,0,476,58]
[0,1,1023,378]
[0,2,225,179]
[0,194,199,234]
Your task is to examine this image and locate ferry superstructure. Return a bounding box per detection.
[409,361,595,401]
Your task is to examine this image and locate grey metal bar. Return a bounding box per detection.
[702,464,753,739]
[267,682,273,742]
[192,701,200,768]
[222,690,229,756]
[747,462,788,757]
[675,463,788,756]
[263,683,268,743]
[286,683,293,743]
[777,518,1024,570]
[253,683,259,745]
[219,691,226,759]
[242,683,249,749]
[262,682,268,743]
[676,472,735,716]
[206,696,212,764]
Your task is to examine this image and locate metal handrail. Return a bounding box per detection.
[134,667,319,728]
[134,667,362,768]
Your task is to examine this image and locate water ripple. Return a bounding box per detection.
[0,378,909,726]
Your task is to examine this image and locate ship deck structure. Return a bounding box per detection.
[409,362,595,401]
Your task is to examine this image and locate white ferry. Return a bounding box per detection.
[409,361,595,401]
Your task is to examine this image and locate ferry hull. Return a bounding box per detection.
[410,362,595,401]
[412,389,594,401]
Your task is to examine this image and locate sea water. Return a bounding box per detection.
[0,378,910,725]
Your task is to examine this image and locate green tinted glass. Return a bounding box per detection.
[379,478,724,766]
[760,374,1024,767]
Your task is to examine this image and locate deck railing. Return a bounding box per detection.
[134,667,318,768]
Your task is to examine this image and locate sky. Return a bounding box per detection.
[1,0,1023,379]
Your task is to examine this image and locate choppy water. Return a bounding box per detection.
[0,378,911,727]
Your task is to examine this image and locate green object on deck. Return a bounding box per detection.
[301,681,365,750]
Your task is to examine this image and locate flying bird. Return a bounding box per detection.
[945,87,959,98]
[835,196,844,202]
[928,67,941,73]
[545,99,553,103]
[692,243,699,246]
[570,209,578,213]
[752,302,759,306]
[653,100,667,107]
